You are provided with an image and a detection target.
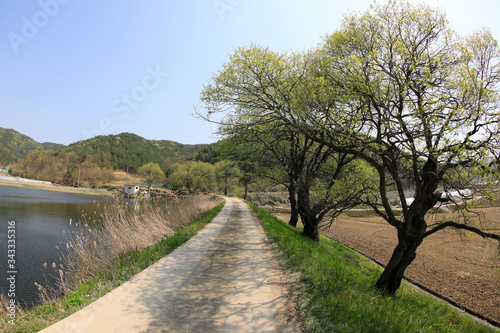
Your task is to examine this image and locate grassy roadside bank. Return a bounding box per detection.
[1,199,225,333]
[250,203,497,333]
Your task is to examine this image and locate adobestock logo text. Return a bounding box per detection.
[82,65,169,140]
[213,0,243,20]
[7,0,71,54]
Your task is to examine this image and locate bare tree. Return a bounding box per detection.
[298,0,500,293]
[200,0,500,294]
[200,46,376,241]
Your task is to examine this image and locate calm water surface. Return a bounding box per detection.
[0,185,113,307]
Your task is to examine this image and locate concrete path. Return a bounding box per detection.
[40,197,300,333]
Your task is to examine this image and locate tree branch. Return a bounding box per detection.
[421,221,500,242]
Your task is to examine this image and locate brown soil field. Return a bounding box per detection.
[272,207,500,327]
[112,170,143,185]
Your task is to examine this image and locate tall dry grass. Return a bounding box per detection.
[0,294,23,327]
[57,195,218,293]
[246,192,290,206]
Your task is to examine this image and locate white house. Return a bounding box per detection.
[441,189,472,200]
[124,185,140,196]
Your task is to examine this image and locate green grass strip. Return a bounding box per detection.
[249,202,497,333]
[5,199,225,333]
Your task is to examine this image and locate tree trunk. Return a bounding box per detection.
[297,180,320,242]
[289,208,299,228]
[288,179,299,227]
[377,157,441,293]
[243,184,248,200]
[376,206,429,294]
[375,239,421,294]
[302,215,320,242]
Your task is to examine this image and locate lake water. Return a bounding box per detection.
[0,185,113,307]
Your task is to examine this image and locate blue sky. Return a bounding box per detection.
[1,0,499,145]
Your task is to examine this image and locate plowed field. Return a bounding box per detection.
[272,207,500,326]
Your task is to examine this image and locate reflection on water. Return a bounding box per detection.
[0,185,113,308]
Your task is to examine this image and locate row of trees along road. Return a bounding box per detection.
[200,0,500,294]
[138,160,243,196]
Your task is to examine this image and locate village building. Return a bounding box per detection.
[124,185,140,196]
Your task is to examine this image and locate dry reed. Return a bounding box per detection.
[0,293,23,331]
[246,192,290,206]
[58,195,217,293]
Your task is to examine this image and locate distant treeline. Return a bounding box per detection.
[7,131,213,187]
[12,150,114,187]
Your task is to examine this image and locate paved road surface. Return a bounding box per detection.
[40,197,300,333]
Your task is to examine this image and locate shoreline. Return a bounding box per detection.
[0,178,117,197]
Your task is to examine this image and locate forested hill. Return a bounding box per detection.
[0,128,62,165]
[0,128,212,171]
[63,133,210,172]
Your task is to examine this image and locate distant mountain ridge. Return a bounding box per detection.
[0,128,62,165]
[63,132,210,172]
[0,128,212,169]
